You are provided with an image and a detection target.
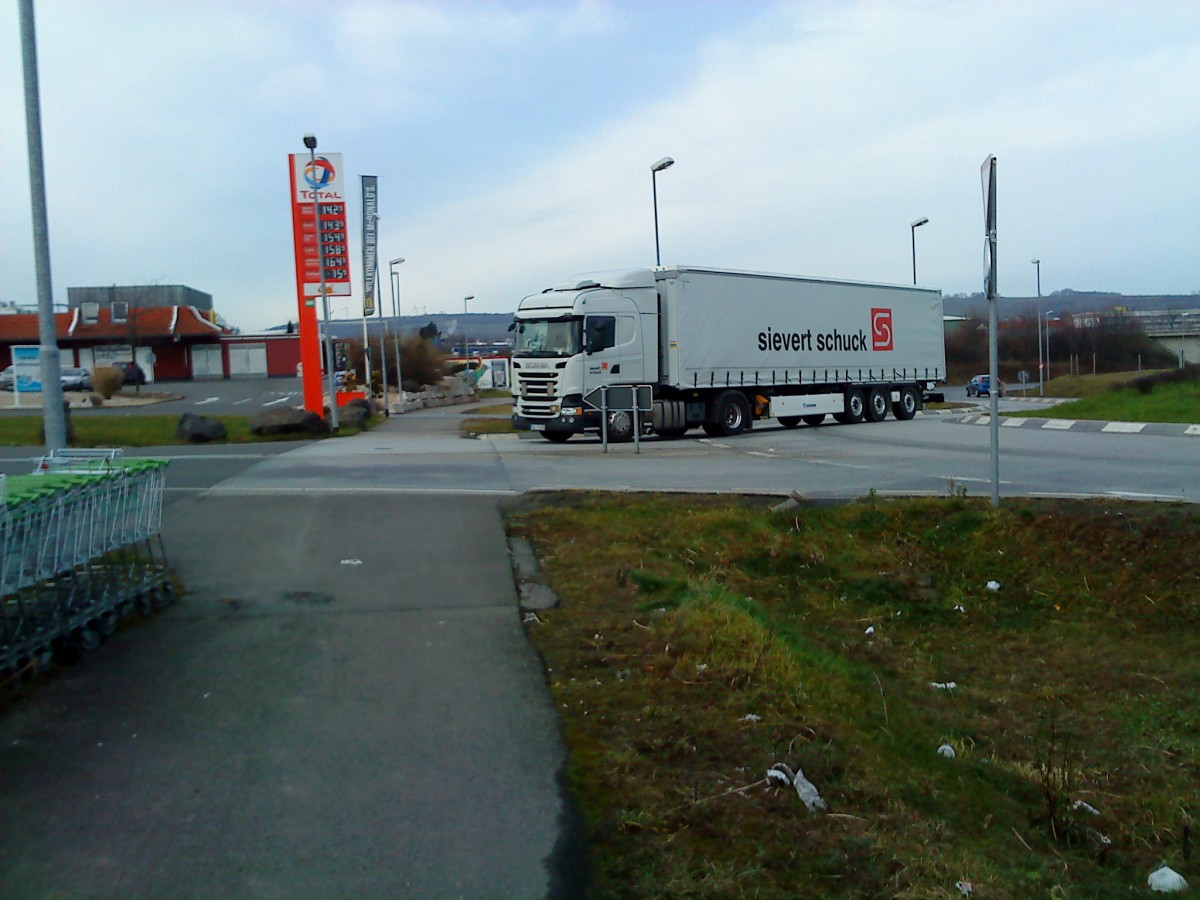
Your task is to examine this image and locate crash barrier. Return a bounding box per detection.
[1,449,171,685]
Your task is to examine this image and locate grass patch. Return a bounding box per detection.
[1039,369,1175,399]
[463,401,513,415]
[1011,367,1200,423]
[477,388,513,400]
[508,494,1199,898]
[461,416,515,435]
[0,414,371,447]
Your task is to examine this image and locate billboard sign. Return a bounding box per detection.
[361,175,378,315]
[12,345,41,392]
[289,152,351,298]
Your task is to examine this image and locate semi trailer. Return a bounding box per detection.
[510,266,945,442]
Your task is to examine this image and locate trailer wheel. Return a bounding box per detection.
[803,414,826,426]
[714,392,751,436]
[543,431,572,443]
[866,387,889,422]
[834,388,865,424]
[777,416,802,429]
[606,410,635,442]
[893,385,920,420]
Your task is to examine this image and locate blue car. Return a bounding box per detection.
[966,374,1006,397]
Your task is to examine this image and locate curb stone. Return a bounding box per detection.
[507,537,560,611]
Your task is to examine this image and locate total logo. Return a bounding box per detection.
[304,156,336,190]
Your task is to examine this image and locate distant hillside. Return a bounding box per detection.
[261,312,517,346]
[944,290,1200,320]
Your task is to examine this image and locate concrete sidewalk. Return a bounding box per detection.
[0,429,581,896]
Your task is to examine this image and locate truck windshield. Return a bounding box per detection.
[512,318,582,358]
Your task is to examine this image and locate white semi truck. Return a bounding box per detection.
[510,266,945,442]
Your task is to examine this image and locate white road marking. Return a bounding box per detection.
[1186,425,1200,436]
[1042,420,1076,429]
[195,397,219,405]
[1101,422,1147,433]
[263,396,294,407]
[1107,490,1182,501]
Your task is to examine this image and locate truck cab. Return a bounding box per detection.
[510,270,659,441]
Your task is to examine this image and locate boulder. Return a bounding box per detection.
[176,412,228,443]
[248,407,331,436]
[337,403,370,429]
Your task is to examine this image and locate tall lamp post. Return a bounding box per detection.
[303,132,339,430]
[1032,258,1044,396]
[389,257,405,410]
[462,294,475,383]
[651,157,674,266]
[910,217,928,285]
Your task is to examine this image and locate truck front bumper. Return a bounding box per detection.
[512,405,599,435]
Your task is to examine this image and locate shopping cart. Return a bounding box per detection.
[1,450,171,685]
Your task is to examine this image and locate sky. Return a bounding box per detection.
[2,0,1198,333]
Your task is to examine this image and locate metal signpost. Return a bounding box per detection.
[584,385,653,453]
[289,145,351,423]
[981,155,1000,508]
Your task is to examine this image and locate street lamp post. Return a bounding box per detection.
[303,132,339,430]
[463,294,475,383]
[651,157,674,266]
[389,257,405,410]
[1032,258,1043,396]
[910,217,928,285]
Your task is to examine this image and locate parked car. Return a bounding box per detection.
[0,366,13,390]
[966,374,1006,397]
[60,367,92,391]
[119,361,147,385]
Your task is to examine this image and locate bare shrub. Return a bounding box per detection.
[90,366,124,399]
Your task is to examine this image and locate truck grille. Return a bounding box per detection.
[516,370,560,418]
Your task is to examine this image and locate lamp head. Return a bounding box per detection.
[1031,258,1040,265]
[464,295,475,301]
[302,133,317,150]
[389,257,405,266]
[651,157,675,173]
[911,217,929,228]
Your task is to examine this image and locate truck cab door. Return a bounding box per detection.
[582,309,643,392]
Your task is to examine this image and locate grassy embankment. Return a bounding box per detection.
[509,494,1198,898]
[462,389,516,435]
[0,415,372,447]
[1009,367,1200,424]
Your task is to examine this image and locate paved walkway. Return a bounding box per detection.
[0,412,582,897]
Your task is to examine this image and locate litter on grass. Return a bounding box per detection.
[1147,866,1188,893]
[1072,799,1101,816]
[986,580,1000,591]
[864,625,875,635]
[931,681,958,691]
[937,743,956,758]
[767,763,827,813]
[955,881,974,897]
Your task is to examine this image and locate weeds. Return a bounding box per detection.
[509,494,1200,897]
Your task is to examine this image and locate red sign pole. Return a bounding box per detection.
[289,154,325,415]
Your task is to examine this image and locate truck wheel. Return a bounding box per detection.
[834,388,865,424]
[777,416,802,428]
[714,391,751,436]
[892,385,920,420]
[606,410,635,442]
[802,414,825,426]
[543,431,572,443]
[866,387,889,422]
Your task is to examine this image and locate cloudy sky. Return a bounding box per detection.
[2,0,1198,332]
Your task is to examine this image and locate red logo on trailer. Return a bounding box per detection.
[871,308,893,351]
